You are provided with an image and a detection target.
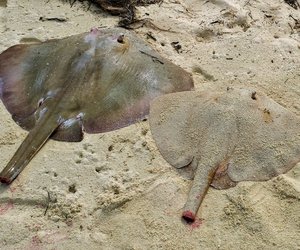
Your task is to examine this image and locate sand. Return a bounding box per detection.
[0,0,299,249]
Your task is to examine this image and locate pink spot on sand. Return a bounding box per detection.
[30,235,42,250]
[43,231,68,244]
[9,186,17,193]
[28,231,69,250]
[188,217,203,230]
[9,178,24,193]
[0,200,14,215]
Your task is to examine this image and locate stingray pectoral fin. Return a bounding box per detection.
[12,113,36,131]
[0,43,43,118]
[0,113,60,184]
[182,162,218,223]
[51,118,84,142]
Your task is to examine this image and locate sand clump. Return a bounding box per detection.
[0,0,299,249]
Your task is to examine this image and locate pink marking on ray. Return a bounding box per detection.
[90,27,100,34]
[85,28,101,44]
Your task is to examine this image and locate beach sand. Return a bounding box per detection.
[0,0,299,249]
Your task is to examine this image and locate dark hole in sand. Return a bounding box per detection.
[68,184,77,193]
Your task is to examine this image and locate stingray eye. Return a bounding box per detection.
[117,34,125,44]
[38,98,44,107]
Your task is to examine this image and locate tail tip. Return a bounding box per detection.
[182,210,196,223]
[0,175,12,184]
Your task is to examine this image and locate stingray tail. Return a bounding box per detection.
[182,162,218,223]
[0,111,60,184]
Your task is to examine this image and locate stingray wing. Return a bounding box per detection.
[0,33,90,130]
[76,28,194,133]
[227,89,300,181]
[151,88,300,183]
[0,43,39,126]
[150,91,196,168]
[149,91,238,168]
[0,28,194,135]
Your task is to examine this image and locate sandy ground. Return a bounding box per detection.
[0,0,300,249]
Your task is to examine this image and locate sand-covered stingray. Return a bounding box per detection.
[0,27,194,184]
[150,87,300,222]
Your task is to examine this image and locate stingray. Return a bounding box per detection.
[0,27,194,184]
[149,87,300,222]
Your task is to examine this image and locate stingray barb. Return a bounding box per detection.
[150,87,300,223]
[0,27,194,184]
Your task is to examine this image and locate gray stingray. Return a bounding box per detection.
[149,87,300,222]
[0,27,194,184]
